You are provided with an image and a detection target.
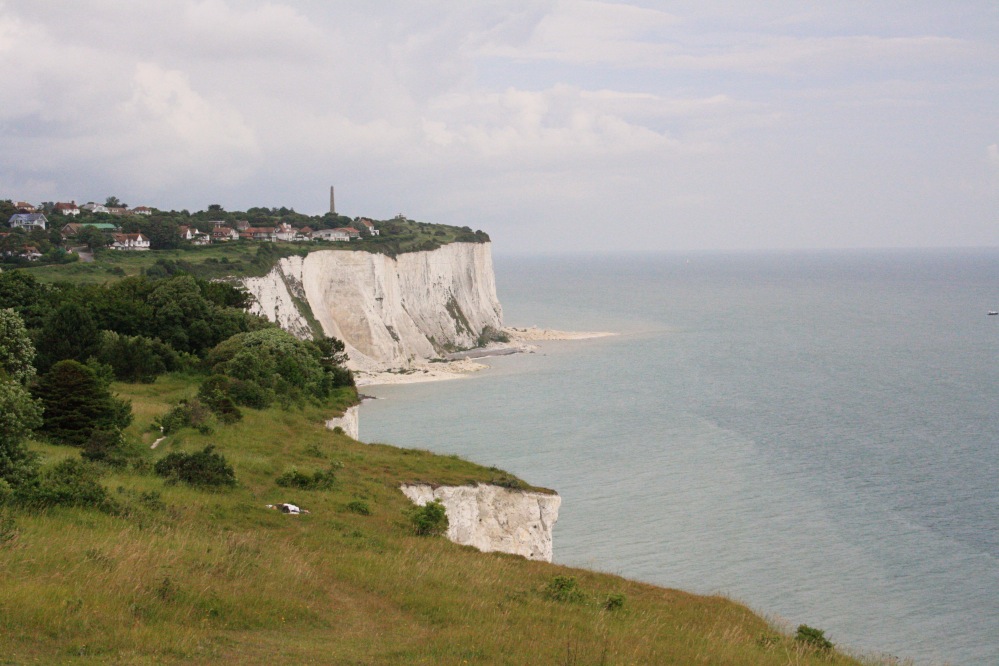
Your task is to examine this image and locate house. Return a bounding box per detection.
[131,206,152,216]
[293,226,314,242]
[357,218,379,236]
[313,228,351,242]
[16,245,42,261]
[211,226,239,242]
[180,226,211,245]
[62,223,83,238]
[110,233,150,250]
[107,207,128,216]
[53,201,80,216]
[244,226,277,241]
[234,220,250,231]
[338,227,362,239]
[8,213,47,231]
[81,202,109,214]
[274,222,296,242]
[14,202,36,213]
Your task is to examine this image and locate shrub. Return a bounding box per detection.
[18,458,117,512]
[410,499,448,536]
[81,428,128,468]
[275,463,341,490]
[94,331,182,383]
[602,593,626,611]
[196,379,244,424]
[345,500,371,515]
[544,576,586,603]
[158,399,216,435]
[154,445,236,488]
[795,624,833,651]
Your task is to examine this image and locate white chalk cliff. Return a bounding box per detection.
[242,242,503,371]
[325,405,359,440]
[401,484,561,562]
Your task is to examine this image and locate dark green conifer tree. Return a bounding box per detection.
[32,360,132,446]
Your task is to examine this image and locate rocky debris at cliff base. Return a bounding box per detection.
[354,358,489,387]
[503,326,616,341]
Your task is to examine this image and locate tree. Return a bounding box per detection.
[145,219,180,250]
[32,360,133,446]
[104,196,125,208]
[33,302,102,373]
[0,309,36,384]
[76,225,109,250]
[0,270,54,329]
[0,379,42,488]
[206,328,328,401]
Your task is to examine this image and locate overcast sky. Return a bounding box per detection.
[2,1,997,253]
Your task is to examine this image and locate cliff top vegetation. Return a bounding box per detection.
[2,197,490,282]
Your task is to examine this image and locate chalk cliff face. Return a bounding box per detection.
[243,242,503,371]
[325,405,359,440]
[400,484,561,562]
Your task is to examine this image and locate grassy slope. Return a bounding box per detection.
[0,376,867,665]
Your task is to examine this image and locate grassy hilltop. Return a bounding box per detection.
[1,374,867,665]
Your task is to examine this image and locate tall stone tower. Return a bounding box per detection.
[329,186,336,215]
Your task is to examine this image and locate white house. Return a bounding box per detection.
[81,202,109,214]
[132,206,152,216]
[8,213,47,230]
[211,226,239,242]
[313,228,350,242]
[110,233,150,250]
[357,218,379,236]
[274,222,296,242]
[53,201,80,216]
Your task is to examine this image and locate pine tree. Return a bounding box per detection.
[32,360,132,446]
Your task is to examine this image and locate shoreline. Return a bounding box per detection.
[353,326,616,387]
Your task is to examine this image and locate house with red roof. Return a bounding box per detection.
[53,201,80,216]
[110,233,150,250]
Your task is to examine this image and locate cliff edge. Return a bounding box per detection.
[401,483,561,562]
[242,242,503,371]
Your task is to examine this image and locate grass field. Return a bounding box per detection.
[0,376,879,665]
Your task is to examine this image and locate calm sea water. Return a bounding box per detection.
[360,249,999,665]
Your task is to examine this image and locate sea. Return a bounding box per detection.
[360,249,999,665]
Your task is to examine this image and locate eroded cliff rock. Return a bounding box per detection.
[400,484,561,562]
[243,243,503,371]
[325,405,359,440]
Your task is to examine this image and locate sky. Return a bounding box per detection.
[2,1,998,253]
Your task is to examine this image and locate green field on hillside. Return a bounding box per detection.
[0,374,872,665]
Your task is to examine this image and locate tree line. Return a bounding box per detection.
[0,269,354,508]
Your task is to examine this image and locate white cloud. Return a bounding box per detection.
[1,1,997,249]
[112,63,260,185]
